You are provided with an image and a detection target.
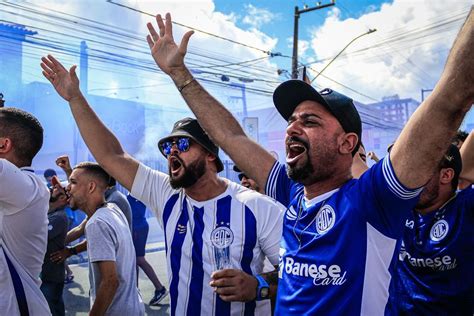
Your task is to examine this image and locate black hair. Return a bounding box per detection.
[452,130,469,144]
[73,162,111,188]
[0,107,43,166]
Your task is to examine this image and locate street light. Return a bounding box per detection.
[292,1,336,78]
[311,28,377,83]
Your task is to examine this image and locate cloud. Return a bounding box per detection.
[305,0,473,102]
[242,4,279,29]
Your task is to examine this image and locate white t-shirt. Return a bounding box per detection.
[0,159,50,315]
[86,203,144,316]
[131,163,284,316]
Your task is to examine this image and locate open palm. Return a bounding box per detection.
[146,13,194,75]
[41,55,81,101]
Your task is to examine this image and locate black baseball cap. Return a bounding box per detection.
[441,144,462,176]
[158,118,224,172]
[273,80,362,143]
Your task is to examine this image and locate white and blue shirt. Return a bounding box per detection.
[265,157,422,315]
[388,187,474,315]
[131,163,284,316]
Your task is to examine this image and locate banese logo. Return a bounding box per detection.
[430,219,449,242]
[281,255,347,286]
[315,205,336,234]
[399,242,457,271]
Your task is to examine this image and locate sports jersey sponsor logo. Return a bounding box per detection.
[315,205,336,234]
[399,242,457,271]
[286,205,297,221]
[430,219,449,241]
[281,255,347,286]
[405,219,414,229]
[210,226,234,248]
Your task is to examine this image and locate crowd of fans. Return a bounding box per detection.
[0,8,473,316]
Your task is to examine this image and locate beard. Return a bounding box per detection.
[415,179,439,210]
[169,155,207,189]
[286,135,339,185]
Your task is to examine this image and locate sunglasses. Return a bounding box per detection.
[159,137,191,156]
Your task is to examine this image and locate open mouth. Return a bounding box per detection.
[286,141,307,165]
[169,156,184,176]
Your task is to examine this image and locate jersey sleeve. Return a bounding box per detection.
[130,162,176,225]
[86,219,117,262]
[354,155,423,238]
[256,199,285,265]
[264,161,299,207]
[0,159,48,215]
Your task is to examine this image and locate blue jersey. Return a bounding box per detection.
[265,157,422,315]
[388,187,474,315]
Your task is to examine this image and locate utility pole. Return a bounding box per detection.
[292,1,336,79]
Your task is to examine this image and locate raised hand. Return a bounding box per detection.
[56,155,73,179]
[41,55,82,101]
[146,13,194,75]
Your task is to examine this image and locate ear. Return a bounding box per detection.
[206,152,217,170]
[339,132,359,155]
[0,137,13,154]
[440,168,455,185]
[88,181,97,194]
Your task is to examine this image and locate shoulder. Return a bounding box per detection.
[228,181,285,212]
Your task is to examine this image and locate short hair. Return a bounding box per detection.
[44,168,57,178]
[452,130,469,144]
[0,107,43,166]
[73,162,111,188]
[108,176,116,187]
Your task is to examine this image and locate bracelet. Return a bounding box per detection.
[177,77,196,93]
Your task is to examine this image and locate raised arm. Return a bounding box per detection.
[41,55,138,190]
[390,9,474,188]
[146,13,275,190]
[460,131,474,183]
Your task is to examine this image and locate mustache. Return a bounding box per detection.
[286,136,309,149]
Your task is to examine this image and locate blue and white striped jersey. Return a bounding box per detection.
[131,163,284,316]
[265,156,422,315]
[388,186,474,315]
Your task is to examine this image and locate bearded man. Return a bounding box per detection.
[41,54,284,316]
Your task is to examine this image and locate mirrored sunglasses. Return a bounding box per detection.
[159,137,191,156]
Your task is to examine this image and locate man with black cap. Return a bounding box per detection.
[388,144,474,314]
[41,54,284,316]
[143,11,474,315]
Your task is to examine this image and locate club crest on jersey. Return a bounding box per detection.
[430,219,449,241]
[210,226,234,249]
[315,205,336,234]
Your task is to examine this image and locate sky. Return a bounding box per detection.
[2,0,473,106]
[2,0,473,165]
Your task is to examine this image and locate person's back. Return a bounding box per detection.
[0,107,50,315]
[86,203,144,315]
